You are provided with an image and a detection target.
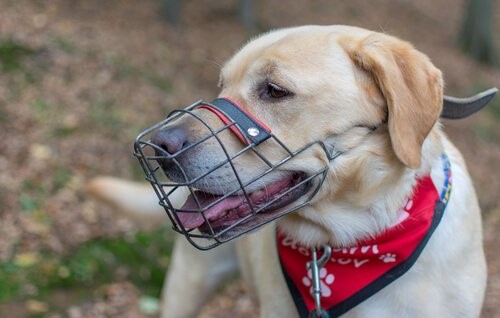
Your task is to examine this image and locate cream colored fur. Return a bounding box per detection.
[87,25,486,317]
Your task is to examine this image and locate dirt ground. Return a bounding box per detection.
[0,0,499,317]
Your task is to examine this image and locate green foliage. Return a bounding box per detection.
[31,98,52,119]
[0,229,174,302]
[19,193,41,213]
[19,179,47,214]
[146,73,172,92]
[0,102,6,123]
[87,99,125,135]
[0,39,34,72]
[109,56,171,92]
[53,167,72,191]
[129,162,149,182]
[473,125,491,141]
[51,36,76,54]
[52,125,76,138]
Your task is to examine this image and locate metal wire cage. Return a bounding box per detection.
[134,99,337,250]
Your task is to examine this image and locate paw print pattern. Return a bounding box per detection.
[391,198,412,226]
[302,268,335,297]
[379,253,397,263]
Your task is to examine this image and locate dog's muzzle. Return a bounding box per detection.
[132,89,498,250]
[134,98,339,250]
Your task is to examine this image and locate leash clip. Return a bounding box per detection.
[307,245,332,318]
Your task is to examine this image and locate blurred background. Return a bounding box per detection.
[0,0,499,317]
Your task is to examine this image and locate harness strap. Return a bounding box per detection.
[197,89,498,144]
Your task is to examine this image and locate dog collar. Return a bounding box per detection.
[277,154,451,318]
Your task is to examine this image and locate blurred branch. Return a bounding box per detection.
[458,0,498,66]
[161,0,256,31]
[162,0,181,25]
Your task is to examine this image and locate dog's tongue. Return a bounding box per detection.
[175,175,296,230]
[176,192,245,229]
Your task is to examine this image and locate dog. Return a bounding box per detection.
[87,25,487,317]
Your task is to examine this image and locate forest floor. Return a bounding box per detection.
[0,0,499,317]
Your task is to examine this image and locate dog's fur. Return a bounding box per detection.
[87,25,487,317]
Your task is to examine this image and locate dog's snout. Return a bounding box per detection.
[151,126,190,154]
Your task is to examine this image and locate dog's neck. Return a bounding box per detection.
[278,127,445,248]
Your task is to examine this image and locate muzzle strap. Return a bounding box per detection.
[196,98,272,145]
[441,87,498,119]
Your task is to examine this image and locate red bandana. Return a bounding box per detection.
[277,156,451,317]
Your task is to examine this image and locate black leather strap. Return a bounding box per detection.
[441,88,497,119]
[208,98,272,145]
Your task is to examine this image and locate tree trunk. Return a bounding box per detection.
[458,0,498,66]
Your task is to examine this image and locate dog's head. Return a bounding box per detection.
[136,26,444,248]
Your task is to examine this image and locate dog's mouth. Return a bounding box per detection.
[175,172,311,234]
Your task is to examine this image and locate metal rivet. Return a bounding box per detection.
[247,127,260,137]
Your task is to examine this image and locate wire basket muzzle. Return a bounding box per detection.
[134,100,331,250]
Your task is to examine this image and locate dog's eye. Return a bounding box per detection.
[267,83,290,99]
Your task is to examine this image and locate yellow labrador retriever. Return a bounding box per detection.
[88,25,487,317]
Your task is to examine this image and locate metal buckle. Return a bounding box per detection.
[307,245,332,318]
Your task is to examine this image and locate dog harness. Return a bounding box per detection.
[277,154,452,318]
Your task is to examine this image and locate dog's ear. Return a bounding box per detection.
[340,33,443,168]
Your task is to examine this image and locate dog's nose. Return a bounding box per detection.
[151,125,190,154]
